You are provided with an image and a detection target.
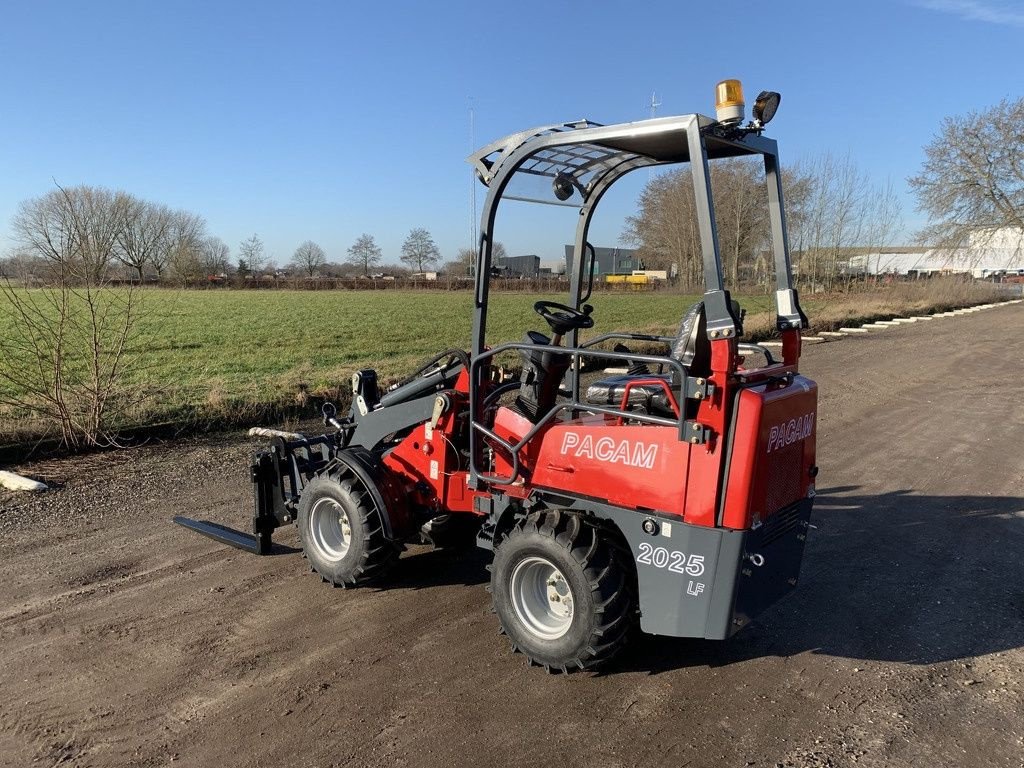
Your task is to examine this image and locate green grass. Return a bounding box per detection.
[127,289,773,402]
[0,281,1003,445]
[0,289,757,441]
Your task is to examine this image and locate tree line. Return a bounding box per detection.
[0,185,456,284]
[624,154,902,292]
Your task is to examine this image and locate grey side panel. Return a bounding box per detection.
[560,499,745,638]
[732,498,813,630]
[704,531,745,639]
[551,495,812,639]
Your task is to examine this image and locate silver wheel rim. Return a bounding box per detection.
[509,556,574,640]
[309,498,353,562]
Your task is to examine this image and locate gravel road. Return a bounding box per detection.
[1,305,1022,768]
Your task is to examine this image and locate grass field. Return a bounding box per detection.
[0,281,1006,446]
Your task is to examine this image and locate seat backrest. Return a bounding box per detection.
[669,301,711,378]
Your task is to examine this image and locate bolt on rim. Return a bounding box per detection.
[309,498,352,562]
[509,556,574,640]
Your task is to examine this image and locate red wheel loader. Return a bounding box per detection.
[175,82,818,672]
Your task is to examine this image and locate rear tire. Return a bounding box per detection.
[296,472,399,587]
[490,510,635,672]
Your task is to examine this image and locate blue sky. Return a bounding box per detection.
[1,0,1022,267]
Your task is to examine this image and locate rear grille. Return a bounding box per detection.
[757,501,802,546]
[764,441,803,515]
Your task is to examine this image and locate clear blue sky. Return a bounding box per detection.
[2,0,1022,267]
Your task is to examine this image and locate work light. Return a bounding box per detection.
[753,91,781,127]
[552,172,575,201]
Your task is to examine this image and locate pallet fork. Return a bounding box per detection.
[173,430,337,555]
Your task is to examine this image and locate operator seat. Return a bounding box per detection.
[584,301,711,415]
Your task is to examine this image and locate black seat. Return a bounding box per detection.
[585,301,710,415]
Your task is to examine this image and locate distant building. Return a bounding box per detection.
[495,254,541,278]
[843,248,943,277]
[965,227,1024,278]
[540,259,566,276]
[564,246,643,277]
[844,231,1024,279]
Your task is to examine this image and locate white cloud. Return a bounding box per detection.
[914,0,1024,27]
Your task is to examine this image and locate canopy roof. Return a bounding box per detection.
[467,114,775,205]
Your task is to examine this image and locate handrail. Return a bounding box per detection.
[737,342,778,366]
[617,378,681,422]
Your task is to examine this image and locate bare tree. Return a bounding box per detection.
[166,210,207,282]
[0,278,145,447]
[909,97,1024,256]
[1,249,58,285]
[867,180,904,278]
[626,155,891,291]
[238,234,266,276]
[12,184,131,284]
[115,197,171,282]
[710,159,769,286]
[346,234,383,276]
[449,242,504,275]
[199,236,231,276]
[400,228,440,272]
[624,165,741,289]
[292,240,327,277]
[2,185,147,447]
[786,154,876,290]
[453,247,476,275]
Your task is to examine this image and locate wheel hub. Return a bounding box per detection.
[309,498,352,562]
[509,556,575,640]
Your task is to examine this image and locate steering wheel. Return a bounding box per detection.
[533,300,595,336]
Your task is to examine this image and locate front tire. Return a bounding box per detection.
[296,472,399,587]
[490,510,635,672]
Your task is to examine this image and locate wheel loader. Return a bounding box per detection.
[176,81,818,672]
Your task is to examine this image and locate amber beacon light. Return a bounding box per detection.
[714,79,745,124]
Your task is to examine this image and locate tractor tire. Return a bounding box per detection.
[490,510,635,672]
[296,471,399,587]
[419,513,481,550]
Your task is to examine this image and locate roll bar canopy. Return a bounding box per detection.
[467,113,806,359]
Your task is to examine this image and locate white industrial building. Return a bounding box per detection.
[848,228,1024,279]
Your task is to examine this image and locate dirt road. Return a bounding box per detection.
[2,305,1023,768]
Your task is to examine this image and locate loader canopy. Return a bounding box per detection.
[467,113,805,360]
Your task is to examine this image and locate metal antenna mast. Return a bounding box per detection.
[469,98,477,254]
[648,91,661,179]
